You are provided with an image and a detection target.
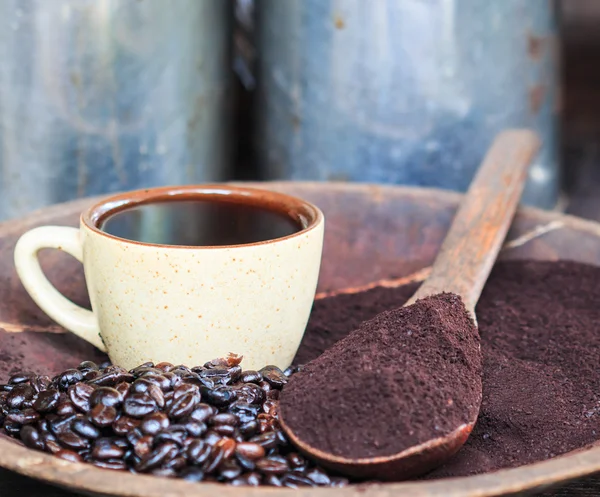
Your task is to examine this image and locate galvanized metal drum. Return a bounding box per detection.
[0,0,232,221]
[254,0,560,209]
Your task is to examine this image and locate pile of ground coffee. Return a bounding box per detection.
[295,260,600,478]
[281,293,482,460]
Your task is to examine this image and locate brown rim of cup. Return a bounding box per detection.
[80,184,324,249]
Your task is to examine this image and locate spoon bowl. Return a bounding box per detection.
[280,418,474,481]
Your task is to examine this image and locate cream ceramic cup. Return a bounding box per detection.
[14,185,325,370]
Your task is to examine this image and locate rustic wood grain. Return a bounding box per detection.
[405,130,540,314]
[3,182,600,496]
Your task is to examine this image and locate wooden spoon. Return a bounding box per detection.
[279,129,541,481]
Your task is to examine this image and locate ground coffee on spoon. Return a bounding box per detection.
[281,293,481,459]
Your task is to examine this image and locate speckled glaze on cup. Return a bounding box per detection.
[13,185,325,370]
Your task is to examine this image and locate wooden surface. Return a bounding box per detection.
[3,183,600,496]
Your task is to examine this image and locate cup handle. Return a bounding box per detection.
[14,226,107,352]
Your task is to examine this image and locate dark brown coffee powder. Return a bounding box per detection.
[281,293,482,460]
[293,260,600,478]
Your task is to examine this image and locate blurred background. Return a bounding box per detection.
[0,0,596,223]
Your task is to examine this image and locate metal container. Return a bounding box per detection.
[0,0,232,221]
[255,0,560,209]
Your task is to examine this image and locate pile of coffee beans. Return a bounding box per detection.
[0,354,347,487]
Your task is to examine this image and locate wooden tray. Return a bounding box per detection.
[1,181,600,497]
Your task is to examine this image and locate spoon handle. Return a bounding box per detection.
[404,129,540,315]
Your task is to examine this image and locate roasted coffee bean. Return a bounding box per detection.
[45,439,62,454]
[0,384,13,392]
[68,383,95,412]
[136,442,179,472]
[199,368,235,386]
[134,435,153,458]
[20,425,45,451]
[9,373,33,385]
[209,413,238,427]
[262,400,278,416]
[216,437,237,458]
[256,457,289,475]
[123,393,156,418]
[115,382,130,400]
[48,413,77,435]
[249,432,278,450]
[170,365,191,377]
[89,370,134,387]
[77,361,98,372]
[138,373,170,392]
[129,362,155,375]
[92,459,128,470]
[155,362,174,372]
[259,366,287,389]
[265,475,283,487]
[140,411,169,435]
[167,392,198,419]
[213,424,235,436]
[56,429,90,450]
[54,369,84,390]
[235,453,256,471]
[33,389,60,413]
[163,455,186,471]
[282,473,316,488]
[31,375,52,393]
[55,400,76,417]
[7,408,39,425]
[239,420,260,438]
[231,472,261,486]
[202,446,225,473]
[56,449,82,463]
[72,417,101,439]
[129,378,153,394]
[90,387,121,408]
[112,415,140,436]
[229,402,260,424]
[257,414,275,433]
[235,383,265,405]
[7,384,35,409]
[92,438,125,459]
[173,383,198,399]
[89,404,117,427]
[240,370,263,384]
[330,477,349,487]
[180,467,205,482]
[283,365,300,377]
[258,381,271,394]
[161,371,182,389]
[236,442,265,461]
[154,425,187,446]
[83,370,100,381]
[126,427,143,447]
[130,379,165,407]
[306,468,331,485]
[199,386,236,407]
[146,384,165,408]
[186,440,212,467]
[182,420,206,438]
[287,452,307,469]
[188,404,216,423]
[219,460,242,480]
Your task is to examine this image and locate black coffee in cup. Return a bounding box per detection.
[99,199,302,246]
